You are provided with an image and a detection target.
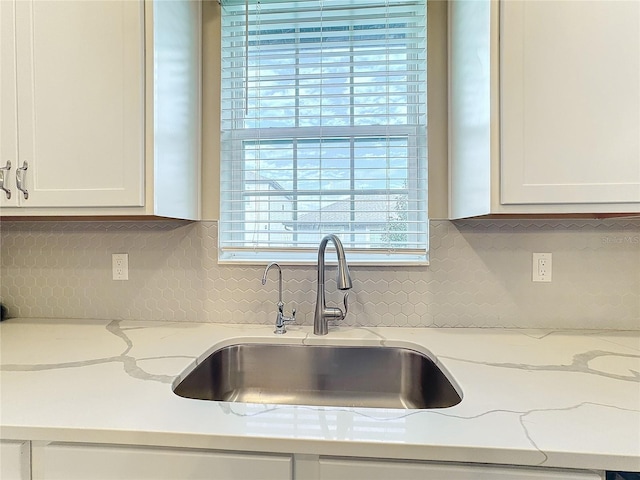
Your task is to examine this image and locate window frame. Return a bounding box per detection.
[218,0,429,265]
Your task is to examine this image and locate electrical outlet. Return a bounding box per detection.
[532,253,552,282]
[112,253,129,281]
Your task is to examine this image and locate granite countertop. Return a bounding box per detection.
[0,318,639,472]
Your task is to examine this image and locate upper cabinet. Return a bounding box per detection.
[1,0,144,210]
[449,0,640,218]
[0,0,200,219]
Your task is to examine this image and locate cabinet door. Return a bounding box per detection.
[32,442,292,480]
[501,0,640,205]
[317,458,603,480]
[13,0,144,208]
[0,0,19,208]
[0,440,31,480]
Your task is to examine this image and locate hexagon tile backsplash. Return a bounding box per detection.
[0,219,638,329]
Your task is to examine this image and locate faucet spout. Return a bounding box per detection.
[314,234,352,335]
[262,262,296,334]
[262,262,283,307]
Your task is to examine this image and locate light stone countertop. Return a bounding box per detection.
[0,318,639,472]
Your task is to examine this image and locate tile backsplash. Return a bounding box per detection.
[1,219,638,329]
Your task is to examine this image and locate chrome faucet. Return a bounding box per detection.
[313,234,352,335]
[262,262,296,334]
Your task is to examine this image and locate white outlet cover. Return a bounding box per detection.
[112,253,129,281]
[532,253,552,282]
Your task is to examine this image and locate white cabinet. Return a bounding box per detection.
[0,0,19,206]
[0,0,200,219]
[32,442,292,480]
[311,457,603,480]
[19,441,609,480]
[0,440,31,480]
[501,0,640,207]
[449,0,640,218]
[0,0,144,209]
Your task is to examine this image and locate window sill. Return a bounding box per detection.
[218,250,429,267]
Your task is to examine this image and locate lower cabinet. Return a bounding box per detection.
[31,442,292,480]
[14,440,608,480]
[0,440,31,480]
[301,457,604,480]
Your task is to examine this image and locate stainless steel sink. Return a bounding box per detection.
[173,343,461,409]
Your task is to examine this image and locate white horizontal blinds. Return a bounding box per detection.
[220,0,428,263]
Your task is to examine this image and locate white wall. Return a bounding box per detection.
[1,219,638,329]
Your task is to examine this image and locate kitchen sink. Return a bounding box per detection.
[173,343,462,409]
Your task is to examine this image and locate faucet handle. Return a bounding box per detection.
[327,294,350,325]
[342,292,349,320]
[283,308,296,323]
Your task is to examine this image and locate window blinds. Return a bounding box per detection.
[220,0,428,264]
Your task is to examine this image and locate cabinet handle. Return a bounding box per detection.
[16,161,29,200]
[0,160,11,199]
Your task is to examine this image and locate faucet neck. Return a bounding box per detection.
[317,234,352,290]
[314,234,352,335]
[262,262,283,304]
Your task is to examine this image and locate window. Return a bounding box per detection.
[220,0,427,264]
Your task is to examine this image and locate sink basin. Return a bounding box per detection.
[173,343,462,409]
